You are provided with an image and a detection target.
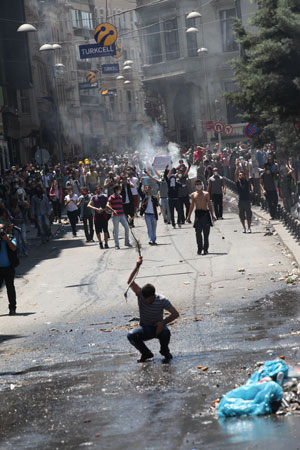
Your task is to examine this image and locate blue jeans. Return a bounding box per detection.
[112,215,130,247]
[127,325,171,356]
[145,213,157,243]
[36,214,50,243]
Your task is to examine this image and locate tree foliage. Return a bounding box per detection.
[226,0,300,149]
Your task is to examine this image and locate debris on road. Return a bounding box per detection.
[218,360,300,417]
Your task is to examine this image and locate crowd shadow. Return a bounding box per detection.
[16,224,87,279]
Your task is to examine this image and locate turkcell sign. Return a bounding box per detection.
[102,63,120,74]
[79,81,98,90]
[79,43,116,59]
[101,88,117,96]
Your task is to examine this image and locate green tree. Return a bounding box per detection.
[227,0,300,149]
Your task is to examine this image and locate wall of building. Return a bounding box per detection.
[136,0,256,145]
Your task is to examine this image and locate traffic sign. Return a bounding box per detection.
[102,63,119,74]
[35,148,50,165]
[213,121,224,133]
[79,81,98,90]
[224,124,233,136]
[94,23,118,47]
[79,43,116,59]
[245,123,260,138]
[199,120,214,130]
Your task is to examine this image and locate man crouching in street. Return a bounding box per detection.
[127,256,179,363]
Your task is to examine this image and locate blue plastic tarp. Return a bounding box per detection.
[247,360,288,385]
[218,360,287,417]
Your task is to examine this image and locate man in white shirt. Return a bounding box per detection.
[128,171,139,215]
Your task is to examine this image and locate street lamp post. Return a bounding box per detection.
[17,24,64,164]
[39,44,64,164]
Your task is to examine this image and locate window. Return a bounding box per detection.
[127,90,132,112]
[71,9,93,29]
[186,17,197,57]
[224,81,241,123]
[146,23,162,64]
[119,90,123,112]
[71,9,81,28]
[99,8,104,23]
[19,89,30,115]
[81,11,93,29]
[164,18,180,61]
[220,9,239,52]
[110,95,116,114]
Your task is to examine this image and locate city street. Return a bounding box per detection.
[1,196,300,449]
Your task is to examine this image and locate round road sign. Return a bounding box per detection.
[224,124,233,136]
[245,123,260,138]
[213,121,224,133]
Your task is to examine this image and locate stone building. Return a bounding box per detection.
[136,0,256,146]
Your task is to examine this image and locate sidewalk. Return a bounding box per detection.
[226,187,300,267]
[252,205,300,266]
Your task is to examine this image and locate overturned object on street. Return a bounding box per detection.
[218,360,288,417]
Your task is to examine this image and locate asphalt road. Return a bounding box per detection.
[1,197,300,449]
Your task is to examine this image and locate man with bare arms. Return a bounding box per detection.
[187,180,216,255]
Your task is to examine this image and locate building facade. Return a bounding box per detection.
[0,0,150,167]
[136,0,256,145]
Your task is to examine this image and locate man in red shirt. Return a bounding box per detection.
[193,146,204,166]
[107,185,132,249]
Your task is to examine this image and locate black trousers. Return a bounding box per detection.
[265,190,278,219]
[212,193,223,218]
[194,214,211,252]
[83,215,94,241]
[179,195,190,223]
[0,266,16,311]
[123,202,135,226]
[67,210,78,235]
[52,200,61,220]
[168,198,179,226]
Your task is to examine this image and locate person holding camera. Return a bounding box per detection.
[0,212,18,315]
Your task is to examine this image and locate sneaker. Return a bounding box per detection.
[9,309,16,316]
[203,250,208,255]
[104,243,109,249]
[137,351,154,363]
[247,228,252,233]
[197,249,202,255]
[149,241,154,245]
[152,242,158,246]
[115,245,120,249]
[125,243,133,247]
[242,228,246,233]
[99,241,104,249]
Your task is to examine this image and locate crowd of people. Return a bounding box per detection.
[0,142,298,344]
[0,143,297,254]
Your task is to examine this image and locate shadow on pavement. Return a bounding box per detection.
[0,334,24,344]
[0,312,35,317]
